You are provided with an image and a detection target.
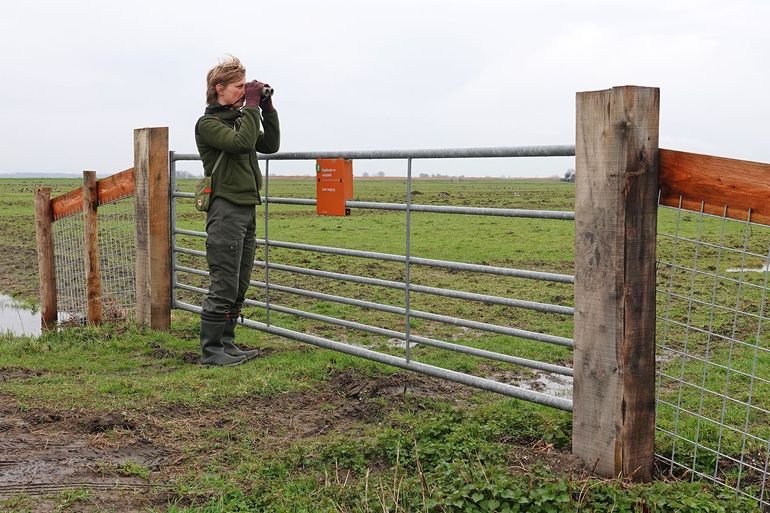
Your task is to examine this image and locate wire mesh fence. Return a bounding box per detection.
[655,200,770,507]
[53,212,87,322]
[96,198,137,321]
[52,197,137,324]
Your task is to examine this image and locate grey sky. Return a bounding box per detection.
[1,0,768,177]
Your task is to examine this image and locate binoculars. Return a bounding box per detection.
[261,85,274,98]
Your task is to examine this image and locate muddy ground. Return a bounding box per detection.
[0,366,587,512]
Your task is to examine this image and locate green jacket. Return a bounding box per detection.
[195,104,280,205]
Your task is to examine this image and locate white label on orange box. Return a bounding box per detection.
[321,187,337,193]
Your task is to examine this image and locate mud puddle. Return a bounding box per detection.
[482,366,573,399]
[0,294,79,337]
[519,372,573,398]
[0,294,40,337]
[0,405,173,502]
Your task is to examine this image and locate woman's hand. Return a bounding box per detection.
[244,80,263,108]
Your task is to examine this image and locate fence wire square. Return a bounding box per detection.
[52,197,137,324]
[656,201,770,507]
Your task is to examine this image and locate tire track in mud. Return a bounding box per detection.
[0,400,173,500]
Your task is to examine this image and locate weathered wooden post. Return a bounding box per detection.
[83,170,103,324]
[134,127,171,330]
[34,187,57,331]
[573,86,660,481]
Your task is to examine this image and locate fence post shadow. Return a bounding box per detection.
[572,85,660,481]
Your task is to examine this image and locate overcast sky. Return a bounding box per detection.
[1,0,768,177]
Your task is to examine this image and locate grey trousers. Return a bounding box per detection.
[201,197,257,322]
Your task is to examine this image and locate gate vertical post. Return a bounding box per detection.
[83,170,103,324]
[134,127,171,330]
[573,86,660,481]
[34,187,58,331]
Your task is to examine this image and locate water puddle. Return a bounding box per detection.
[387,337,418,349]
[726,262,770,273]
[519,372,573,398]
[0,294,41,337]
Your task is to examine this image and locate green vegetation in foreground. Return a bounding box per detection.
[0,321,761,512]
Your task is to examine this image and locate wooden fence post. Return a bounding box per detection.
[134,127,171,330]
[34,187,57,331]
[573,86,660,481]
[83,170,103,324]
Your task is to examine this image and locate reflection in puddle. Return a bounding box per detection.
[0,295,41,337]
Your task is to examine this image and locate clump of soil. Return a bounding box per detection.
[0,367,46,383]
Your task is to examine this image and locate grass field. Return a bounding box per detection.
[0,176,765,512]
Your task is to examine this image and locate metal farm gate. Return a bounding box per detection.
[170,144,576,413]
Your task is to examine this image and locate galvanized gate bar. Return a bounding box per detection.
[175,264,574,347]
[256,259,574,315]
[174,246,573,314]
[175,282,573,376]
[348,201,575,219]
[173,191,575,220]
[405,157,414,363]
[171,144,576,162]
[174,299,573,412]
[173,229,574,284]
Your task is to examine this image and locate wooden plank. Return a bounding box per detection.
[134,127,170,330]
[51,187,83,220]
[51,167,136,219]
[97,167,135,206]
[659,149,770,225]
[34,187,58,330]
[573,86,659,481]
[82,171,102,324]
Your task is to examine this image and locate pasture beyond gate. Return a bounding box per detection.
[34,86,770,506]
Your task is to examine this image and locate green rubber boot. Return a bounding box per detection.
[222,316,260,359]
[200,320,247,366]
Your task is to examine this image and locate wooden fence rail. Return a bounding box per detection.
[33,127,169,331]
[659,149,770,225]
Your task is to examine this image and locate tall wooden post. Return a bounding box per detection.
[83,170,103,324]
[573,86,660,481]
[134,127,171,330]
[34,187,57,331]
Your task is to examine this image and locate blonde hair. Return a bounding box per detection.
[206,55,246,104]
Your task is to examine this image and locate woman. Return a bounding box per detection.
[195,56,280,365]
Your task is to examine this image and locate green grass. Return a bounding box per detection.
[0,177,766,511]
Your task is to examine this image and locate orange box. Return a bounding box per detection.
[316,158,353,216]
